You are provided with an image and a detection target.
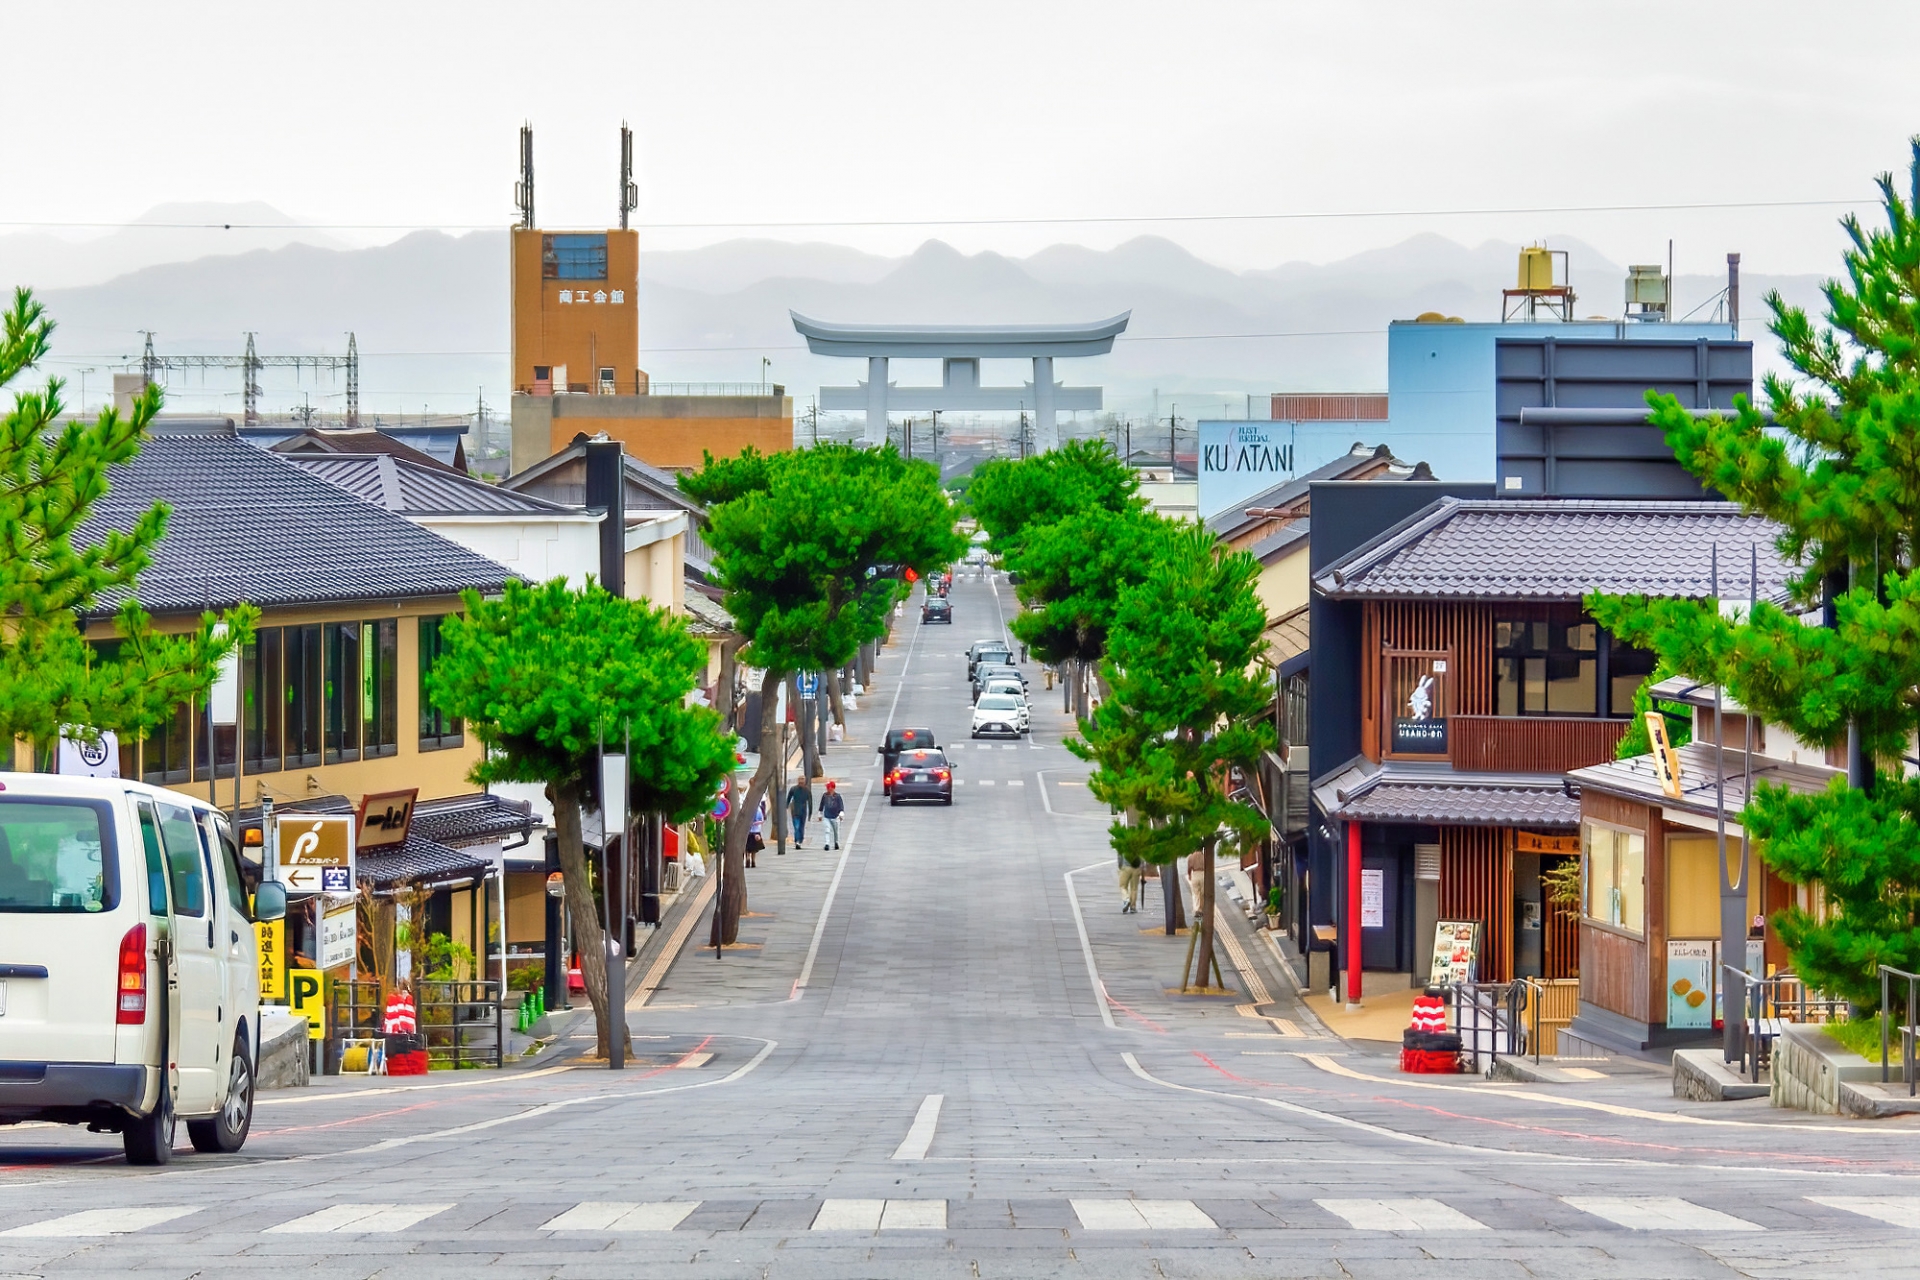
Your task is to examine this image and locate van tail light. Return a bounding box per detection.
[116,923,148,1025]
[934,770,950,782]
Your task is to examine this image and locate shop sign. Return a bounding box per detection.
[1515,831,1581,855]
[289,968,326,1040]
[276,815,355,895]
[255,918,284,999]
[355,788,417,850]
[556,289,625,305]
[1388,653,1450,756]
[1428,920,1479,986]
[1360,869,1385,929]
[320,900,357,971]
[1646,711,1684,798]
[1667,939,1714,1029]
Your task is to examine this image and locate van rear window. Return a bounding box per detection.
[0,798,118,913]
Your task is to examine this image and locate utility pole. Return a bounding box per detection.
[242,333,262,427]
[809,398,819,447]
[345,333,359,429]
[1169,405,1177,478]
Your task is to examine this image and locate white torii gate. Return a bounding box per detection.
[790,312,1130,451]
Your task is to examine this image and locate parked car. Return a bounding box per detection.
[880,727,938,792]
[887,748,954,805]
[972,694,1027,738]
[0,773,288,1165]
[922,597,952,623]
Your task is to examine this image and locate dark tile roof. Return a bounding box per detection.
[283,452,585,518]
[1314,499,1793,601]
[241,426,469,472]
[263,428,458,474]
[412,793,537,847]
[357,837,495,890]
[79,429,518,617]
[502,439,706,519]
[1332,780,1579,828]
[1206,443,1419,541]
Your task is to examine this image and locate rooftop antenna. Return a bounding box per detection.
[619,123,638,230]
[515,124,535,229]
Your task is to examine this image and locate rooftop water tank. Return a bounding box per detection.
[1517,246,1557,291]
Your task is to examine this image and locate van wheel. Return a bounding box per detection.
[188,1035,254,1154]
[122,1086,175,1166]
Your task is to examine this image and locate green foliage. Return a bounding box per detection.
[0,287,252,752]
[967,438,1142,564]
[424,578,733,823]
[681,442,967,674]
[1541,857,1583,912]
[1590,141,1920,1006]
[507,964,544,993]
[1266,885,1282,914]
[1826,1013,1903,1064]
[1611,669,1693,759]
[1007,507,1174,666]
[1070,523,1274,867]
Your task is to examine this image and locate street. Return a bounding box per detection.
[3,570,1918,1279]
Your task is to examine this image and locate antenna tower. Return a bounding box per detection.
[515,124,535,229]
[619,123,638,229]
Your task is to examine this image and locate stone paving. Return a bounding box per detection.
[4,572,1920,1278]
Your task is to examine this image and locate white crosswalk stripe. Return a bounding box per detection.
[1,1207,199,1237]
[811,1199,946,1230]
[1563,1197,1761,1231]
[264,1204,453,1234]
[1315,1199,1487,1231]
[1072,1199,1216,1230]
[542,1202,700,1232]
[1808,1196,1920,1228]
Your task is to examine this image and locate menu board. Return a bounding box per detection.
[1428,920,1479,986]
[1667,939,1714,1029]
[1360,869,1385,928]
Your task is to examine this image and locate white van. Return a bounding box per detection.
[0,773,287,1165]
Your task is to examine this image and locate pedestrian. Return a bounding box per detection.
[1117,852,1144,913]
[820,780,845,849]
[786,777,813,849]
[746,798,766,868]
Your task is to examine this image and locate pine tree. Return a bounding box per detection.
[1591,140,1920,1007]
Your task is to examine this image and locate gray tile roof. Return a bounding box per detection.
[1332,780,1579,828]
[357,838,495,890]
[283,452,585,517]
[1314,499,1794,601]
[1207,443,1418,541]
[79,430,518,617]
[1568,742,1839,822]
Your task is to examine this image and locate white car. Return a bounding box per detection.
[972,692,1029,737]
[0,773,287,1164]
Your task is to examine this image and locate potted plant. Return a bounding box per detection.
[1265,886,1283,930]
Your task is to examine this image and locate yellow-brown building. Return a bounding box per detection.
[507,224,791,472]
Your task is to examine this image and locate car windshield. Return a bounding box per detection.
[978,696,1018,710]
[900,751,947,767]
[988,684,1022,696]
[888,730,932,749]
[0,797,118,913]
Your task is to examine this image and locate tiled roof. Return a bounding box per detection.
[78,429,518,617]
[682,590,736,638]
[1333,780,1579,828]
[1315,499,1793,601]
[357,837,495,890]
[266,428,457,474]
[235,793,533,889]
[412,793,537,846]
[283,452,585,517]
[1206,444,1417,542]
[1568,742,1839,821]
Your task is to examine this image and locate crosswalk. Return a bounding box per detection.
[4,1195,1917,1238]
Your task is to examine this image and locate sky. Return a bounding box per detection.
[6,0,1917,279]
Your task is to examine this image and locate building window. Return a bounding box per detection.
[323,622,362,764]
[542,233,607,280]
[1608,636,1660,714]
[363,619,399,759]
[285,623,323,768]
[1583,820,1646,935]
[418,615,465,751]
[142,700,193,786]
[245,628,283,774]
[1495,614,1596,715]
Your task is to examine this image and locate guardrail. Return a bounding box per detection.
[1722,966,1848,1084]
[329,977,506,1072]
[1449,981,1528,1072]
[1880,965,1920,1096]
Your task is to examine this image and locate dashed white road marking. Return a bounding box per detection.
[265,1203,453,1234]
[1072,1199,1216,1230]
[542,1202,700,1232]
[1563,1197,1761,1231]
[1808,1196,1920,1228]
[812,1199,947,1231]
[891,1094,944,1161]
[1,1207,199,1237]
[1007,779,1025,786]
[1316,1199,1488,1231]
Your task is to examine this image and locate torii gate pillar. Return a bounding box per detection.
[865,356,888,447]
[1032,356,1057,452]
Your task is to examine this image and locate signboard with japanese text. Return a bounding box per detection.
[1666,939,1714,1029]
[320,901,357,971]
[289,969,326,1040]
[255,919,284,999]
[275,815,354,896]
[1428,920,1480,986]
[355,789,417,851]
[1387,651,1451,757]
[1360,869,1385,929]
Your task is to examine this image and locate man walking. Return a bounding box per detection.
[1117,852,1143,913]
[786,777,814,848]
[820,781,845,850]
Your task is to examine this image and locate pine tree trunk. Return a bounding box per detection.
[550,780,630,1059]
[1197,835,1219,992]
[825,665,847,729]
[712,667,782,947]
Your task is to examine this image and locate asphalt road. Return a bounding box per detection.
[4,570,1920,1278]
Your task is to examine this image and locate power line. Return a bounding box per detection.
[0,195,1870,235]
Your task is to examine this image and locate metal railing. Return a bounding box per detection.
[1880,965,1919,1096]
[329,977,506,1072]
[646,382,781,397]
[1448,981,1528,1072]
[1722,966,1848,1084]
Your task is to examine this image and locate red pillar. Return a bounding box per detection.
[1346,820,1364,1005]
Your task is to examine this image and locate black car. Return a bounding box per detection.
[880,727,937,792]
[922,597,952,623]
[967,643,1012,678]
[888,748,954,805]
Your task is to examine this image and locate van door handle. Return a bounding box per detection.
[207,921,215,949]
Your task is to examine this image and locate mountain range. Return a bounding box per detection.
[7,206,1825,420]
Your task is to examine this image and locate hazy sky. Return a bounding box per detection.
[7,1,1917,277]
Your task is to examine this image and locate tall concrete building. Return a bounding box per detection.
[507,126,792,473]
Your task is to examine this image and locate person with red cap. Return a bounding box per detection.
[820,781,845,850]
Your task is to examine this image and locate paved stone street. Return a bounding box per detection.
[5,571,1920,1278]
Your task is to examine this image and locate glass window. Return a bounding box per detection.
[1496,612,1597,716]
[363,619,399,759]
[285,624,323,767]
[206,813,250,918]
[542,233,608,280]
[1583,821,1646,934]
[324,622,361,764]
[418,615,465,751]
[136,801,168,916]
[1609,636,1660,715]
[156,802,206,918]
[0,799,117,913]
[143,699,192,785]
[245,627,283,774]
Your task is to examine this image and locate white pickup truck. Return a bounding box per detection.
[0,773,287,1164]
